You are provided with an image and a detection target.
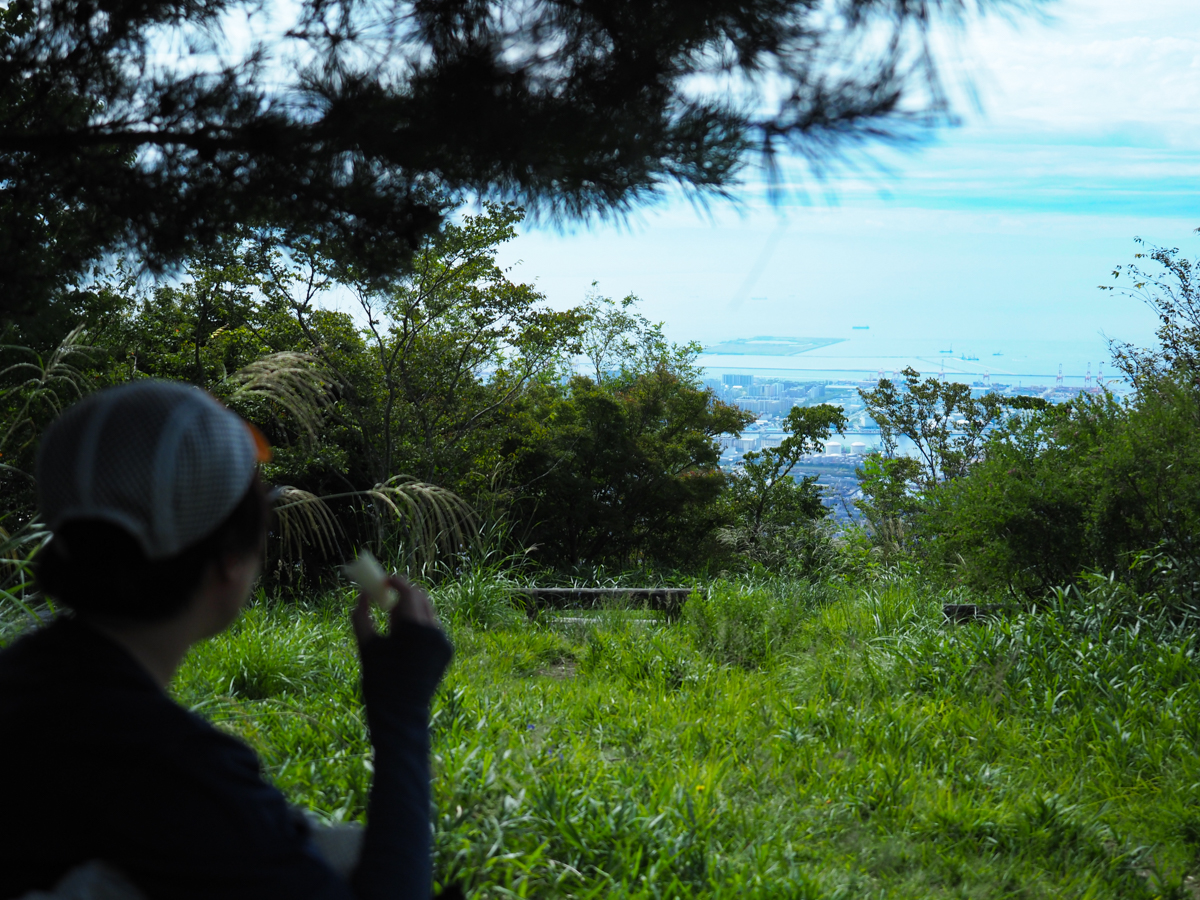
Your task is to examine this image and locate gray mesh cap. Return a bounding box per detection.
[37,380,266,560]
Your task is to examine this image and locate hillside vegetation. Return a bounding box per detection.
[159,573,1200,899]
[6,229,1200,897]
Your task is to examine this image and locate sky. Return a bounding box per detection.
[492,0,1200,355]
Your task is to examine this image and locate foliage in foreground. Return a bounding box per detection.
[2,0,1014,317]
[57,572,1195,899]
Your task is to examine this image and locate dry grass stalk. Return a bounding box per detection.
[227,351,334,444]
[270,476,477,571]
[0,325,93,475]
[366,476,478,568]
[272,487,346,561]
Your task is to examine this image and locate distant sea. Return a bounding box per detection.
[698,334,1126,390]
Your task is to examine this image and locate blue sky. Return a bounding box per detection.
[493,0,1200,352]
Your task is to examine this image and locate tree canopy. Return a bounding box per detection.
[2,0,1040,316]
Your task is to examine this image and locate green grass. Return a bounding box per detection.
[67,576,1200,896]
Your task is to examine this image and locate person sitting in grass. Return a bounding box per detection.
[0,380,453,900]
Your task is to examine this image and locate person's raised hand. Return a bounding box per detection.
[351,574,439,649]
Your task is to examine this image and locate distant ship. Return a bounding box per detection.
[939,346,953,354]
[960,353,979,361]
[852,325,869,330]
[992,352,1004,357]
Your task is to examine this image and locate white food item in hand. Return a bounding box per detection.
[341,550,398,611]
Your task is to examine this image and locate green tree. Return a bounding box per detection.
[508,311,749,570]
[858,367,1013,488]
[853,453,924,552]
[912,234,1200,600]
[918,396,1099,596]
[3,208,582,573]
[86,207,580,501]
[510,372,750,570]
[274,205,587,494]
[731,404,848,541]
[1101,233,1200,388]
[579,289,702,385]
[713,404,848,575]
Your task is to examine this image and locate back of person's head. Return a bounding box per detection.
[34,380,272,622]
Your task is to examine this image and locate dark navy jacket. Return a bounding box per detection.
[0,615,452,899]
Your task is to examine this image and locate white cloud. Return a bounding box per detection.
[946,0,1200,141]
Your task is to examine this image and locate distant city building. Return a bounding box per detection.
[735,398,790,415]
[722,373,754,388]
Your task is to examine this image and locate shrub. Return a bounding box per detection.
[919,376,1200,603]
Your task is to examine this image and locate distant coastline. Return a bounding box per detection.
[703,336,844,356]
[694,335,1125,390]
